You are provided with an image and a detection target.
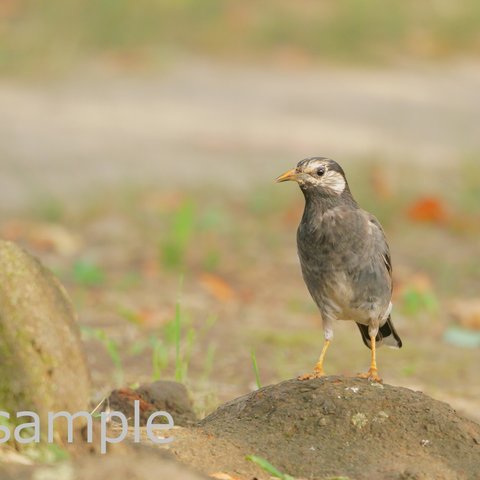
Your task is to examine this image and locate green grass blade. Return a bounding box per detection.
[174,275,184,382]
[251,349,262,389]
[80,326,123,385]
[151,337,168,381]
[246,455,294,480]
[201,343,216,381]
[161,200,195,269]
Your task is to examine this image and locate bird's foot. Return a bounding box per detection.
[357,369,383,383]
[298,368,325,381]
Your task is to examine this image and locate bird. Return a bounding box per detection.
[276,157,402,382]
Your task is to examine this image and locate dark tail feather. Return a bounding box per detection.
[356,315,402,350]
[380,316,403,348]
[356,323,374,349]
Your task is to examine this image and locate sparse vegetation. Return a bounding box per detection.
[81,326,124,385]
[160,201,196,270]
[72,260,106,287]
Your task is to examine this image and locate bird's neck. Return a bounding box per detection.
[301,188,357,220]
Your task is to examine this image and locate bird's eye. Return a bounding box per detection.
[317,166,326,176]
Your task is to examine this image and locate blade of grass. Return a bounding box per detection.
[201,343,217,381]
[178,327,196,381]
[105,337,123,386]
[81,326,123,385]
[246,455,294,480]
[175,275,184,382]
[199,313,218,337]
[251,349,262,389]
[150,336,168,381]
[161,200,195,269]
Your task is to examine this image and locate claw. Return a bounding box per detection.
[357,369,383,383]
[357,334,383,383]
[298,368,325,381]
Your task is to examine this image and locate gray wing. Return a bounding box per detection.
[356,212,401,347]
[345,210,393,317]
[365,212,392,290]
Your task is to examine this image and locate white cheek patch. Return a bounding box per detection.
[319,170,346,194]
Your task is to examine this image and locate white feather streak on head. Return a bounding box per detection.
[318,169,346,194]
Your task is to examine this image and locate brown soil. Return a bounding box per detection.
[1,377,479,480]
[192,376,480,480]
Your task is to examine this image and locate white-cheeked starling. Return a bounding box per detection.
[276,157,402,382]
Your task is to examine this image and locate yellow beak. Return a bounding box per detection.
[275,168,298,183]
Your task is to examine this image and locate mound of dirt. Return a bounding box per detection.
[108,380,197,427]
[199,376,480,480]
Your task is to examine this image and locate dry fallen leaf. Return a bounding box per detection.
[200,273,235,302]
[448,299,480,330]
[407,196,448,224]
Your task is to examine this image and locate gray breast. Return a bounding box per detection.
[297,207,391,323]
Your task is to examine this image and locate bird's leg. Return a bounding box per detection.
[314,339,330,375]
[298,339,331,380]
[357,335,382,383]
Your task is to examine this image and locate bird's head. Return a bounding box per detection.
[276,157,350,197]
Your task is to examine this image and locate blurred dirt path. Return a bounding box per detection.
[1,60,479,209]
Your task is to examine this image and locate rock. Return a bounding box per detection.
[0,240,90,436]
[199,376,480,480]
[108,381,197,427]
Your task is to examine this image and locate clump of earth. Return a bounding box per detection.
[182,376,480,480]
[108,380,197,427]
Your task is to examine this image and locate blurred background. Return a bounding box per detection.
[1,0,479,421]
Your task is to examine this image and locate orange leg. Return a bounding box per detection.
[357,335,382,383]
[298,340,330,380]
